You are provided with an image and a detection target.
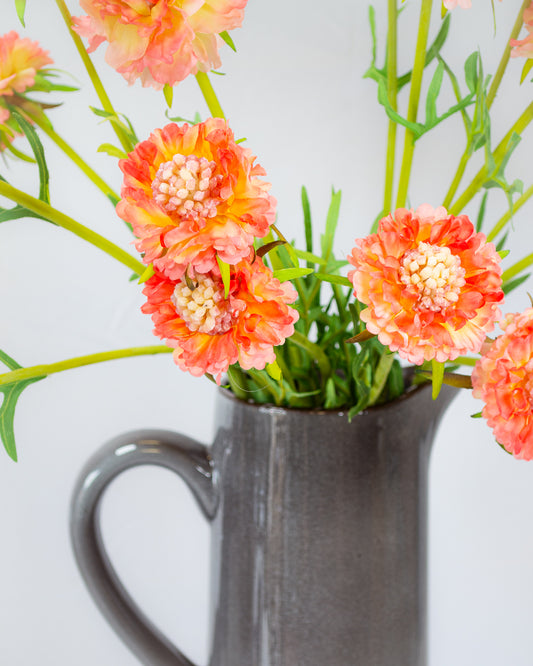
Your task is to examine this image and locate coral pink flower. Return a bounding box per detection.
[73,0,247,88]
[118,119,276,279]
[347,205,504,364]
[472,308,533,460]
[511,3,533,59]
[141,255,299,382]
[0,31,52,97]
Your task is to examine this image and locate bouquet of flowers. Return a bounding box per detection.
[2,0,533,467]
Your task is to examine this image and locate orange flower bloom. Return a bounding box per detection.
[472,308,533,460]
[348,205,504,364]
[117,119,276,279]
[511,3,533,59]
[141,255,299,382]
[73,0,248,88]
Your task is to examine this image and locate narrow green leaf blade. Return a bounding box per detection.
[219,31,236,52]
[15,0,26,26]
[0,377,45,461]
[314,273,352,288]
[163,84,173,108]
[273,267,313,282]
[431,359,445,399]
[10,109,50,204]
[216,255,231,298]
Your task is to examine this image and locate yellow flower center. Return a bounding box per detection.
[399,242,466,312]
[171,274,235,335]
[152,154,222,220]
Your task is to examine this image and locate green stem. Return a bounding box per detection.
[501,251,533,284]
[486,0,530,109]
[487,183,533,241]
[54,0,134,154]
[443,143,471,209]
[0,181,144,274]
[195,72,226,119]
[0,346,172,387]
[396,0,432,208]
[383,0,398,215]
[26,111,120,203]
[450,101,533,214]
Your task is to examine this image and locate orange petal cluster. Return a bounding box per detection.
[141,256,299,382]
[472,308,533,460]
[73,0,247,88]
[347,205,504,364]
[117,118,276,280]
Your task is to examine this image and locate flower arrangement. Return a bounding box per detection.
[2,0,533,465]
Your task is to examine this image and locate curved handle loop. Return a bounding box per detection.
[70,429,217,666]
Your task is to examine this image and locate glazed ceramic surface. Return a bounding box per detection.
[71,380,456,666]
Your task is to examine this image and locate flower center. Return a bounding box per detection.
[399,242,466,312]
[171,274,235,335]
[152,153,222,220]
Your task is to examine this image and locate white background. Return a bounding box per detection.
[1,1,533,664]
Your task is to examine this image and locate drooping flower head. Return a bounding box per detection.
[510,2,533,59]
[141,254,299,382]
[472,308,533,460]
[118,119,276,279]
[73,0,248,89]
[0,31,53,151]
[348,205,504,364]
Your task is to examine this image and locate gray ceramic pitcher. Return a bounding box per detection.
[70,380,457,666]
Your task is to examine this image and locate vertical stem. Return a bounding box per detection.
[195,72,226,119]
[383,0,398,215]
[486,0,530,109]
[26,111,120,202]
[395,0,433,208]
[54,0,134,154]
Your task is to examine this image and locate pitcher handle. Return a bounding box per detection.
[70,429,217,666]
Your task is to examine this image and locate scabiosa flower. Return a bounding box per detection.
[117,118,276,280]
[0,31,52,149]
[141,255,299,382]
[347,205,504,365]
[511,2,533,59]
[472,308,533,460]
[72,0,248,89]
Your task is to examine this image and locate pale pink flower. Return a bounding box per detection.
[141,255,299,382]
[443,0,472,9]
[73,0,248,89]
[0,31,52,97]
[347,205,504,364]
[511,3,533,59]
[117,118,276,280]
[472,308,533,460]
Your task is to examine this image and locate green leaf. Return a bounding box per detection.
[520,58,533,84]
[464,51,480,94]
[502,272,530,295]
[163,84,173,108]
[219,31,236,52]
[138,263,155,284]
[498,249,510,260]
[377,79,425,137]
[0,350,46,461]
[97,143,127,159]
[272,267,313,282]
[425,61,445,127]
[266,360,282,381]
[14,0,26,25]
[301,186,313,260]
[314,274,352,288]
[292,248,327,266]
[10,109,50,203]
[368,351,396,405]
[320,189,342,261]
[475,191,489,232]
[216,255,231,298]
